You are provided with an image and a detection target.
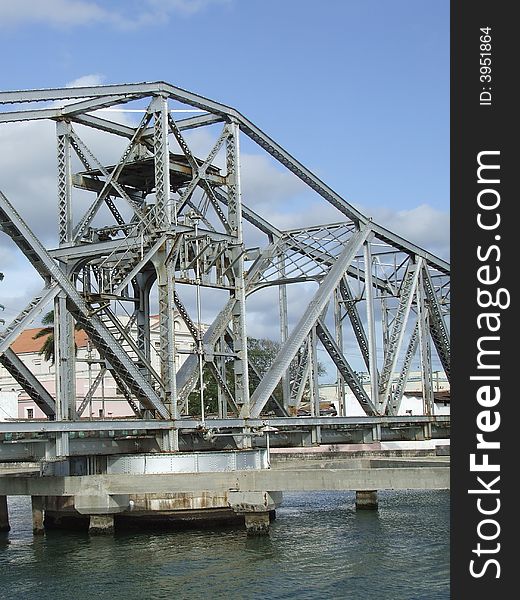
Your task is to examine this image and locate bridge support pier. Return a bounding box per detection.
[356,490,379,510]
[0,495,9,532]
[89,514,115,535]
[244,511,271,536]
[228,491,282,536]
[31,496,45,535]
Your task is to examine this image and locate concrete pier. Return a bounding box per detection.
[0,451,448,535]
[356,490,379,510]
[31,496,45,535]
[0,495,9,532]
[89,514,115,535]
[244,511,271,536]
[228,491,282,535]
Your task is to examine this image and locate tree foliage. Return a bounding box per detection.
[32,311,57,363]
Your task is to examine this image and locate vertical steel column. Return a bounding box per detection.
[227,121,250,418]
[278,252,290,411]
[310,328,321,444]
[217,336,227,418]
[56,121,72,245]
[53,287,73,456]
[152,95,178,448]
[363,238,379,412]
[134,274,152,361]
[54,290,76,422]
[151,94,171,226]
[156,256,178,447]
[334,288,346,416]
[56,120,75,443]
[134,273,153,384]
[417,271,434,415]
[381,289,390,359]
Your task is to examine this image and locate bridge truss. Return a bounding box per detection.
[0,82,450,456]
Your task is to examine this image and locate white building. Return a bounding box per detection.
[319,372,450,417]
[0,391,18,421]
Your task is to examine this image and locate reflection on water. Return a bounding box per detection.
[1,491,449,600]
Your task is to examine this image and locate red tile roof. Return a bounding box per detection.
[10,327,89,355]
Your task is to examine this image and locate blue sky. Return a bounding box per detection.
[0,0,449,361]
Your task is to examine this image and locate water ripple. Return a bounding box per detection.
[1,491,449,600]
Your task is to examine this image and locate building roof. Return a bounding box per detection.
[403,390,450,402]
[10,327,89,355]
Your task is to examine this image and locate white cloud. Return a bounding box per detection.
[145,0,230,17]
[0,0,111,27]
[368,203,450,260]
[0,0,230,29]
[0,120,59,245]
[66,74,106,88]
[240,154,308,214]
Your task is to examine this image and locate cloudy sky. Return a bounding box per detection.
[0,0,449,373]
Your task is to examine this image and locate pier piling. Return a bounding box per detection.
[0,495,9,532]
[88,514,115,535]
[244,512,271,536]
[31,496,45,535]
[356,490,379,510]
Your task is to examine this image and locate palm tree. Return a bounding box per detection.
[32,311,56,363]
[32,310,83,364]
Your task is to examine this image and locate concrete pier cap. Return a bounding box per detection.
[74,494,130,515]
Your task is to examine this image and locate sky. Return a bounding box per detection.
[0,0,449,374]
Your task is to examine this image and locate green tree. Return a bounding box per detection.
[187,364,223,416]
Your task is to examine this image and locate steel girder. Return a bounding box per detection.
[0,349,56,417]
[0,82,450,442]
[0,191,169,419]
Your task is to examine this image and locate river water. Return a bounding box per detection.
[1,491,449,600]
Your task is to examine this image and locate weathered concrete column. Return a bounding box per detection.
[89,514,114,535]
[356,490,379,510]
[228,491,282,536]
[244,511,271,536]
[0,495,9,532]
[31,496,45,535]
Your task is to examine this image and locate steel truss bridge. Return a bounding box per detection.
[0,82,450,460]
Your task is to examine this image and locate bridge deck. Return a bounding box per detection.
[0,459,449,496]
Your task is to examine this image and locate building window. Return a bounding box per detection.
[26,408,34,419]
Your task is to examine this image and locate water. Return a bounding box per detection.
[1,491,449,600]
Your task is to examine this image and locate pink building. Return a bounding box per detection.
[0,315,196,420]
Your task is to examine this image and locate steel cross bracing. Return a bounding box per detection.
[0,82,450,454]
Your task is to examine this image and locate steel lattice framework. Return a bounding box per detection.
[0,82,450,452]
